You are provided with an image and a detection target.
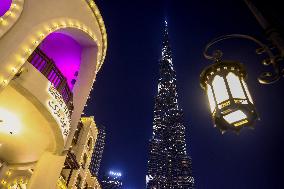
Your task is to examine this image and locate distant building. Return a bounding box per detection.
[100,171,122,189]
[89,125,106,177]
[60,117,101,189]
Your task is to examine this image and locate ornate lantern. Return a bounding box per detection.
[200,60,257,132]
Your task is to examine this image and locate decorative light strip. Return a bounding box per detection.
[85,0,107,72]
[0,0,24,38]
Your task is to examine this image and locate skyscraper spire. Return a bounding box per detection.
[162,19,172,61]
[164,19,168,36]
[146,21,195,189]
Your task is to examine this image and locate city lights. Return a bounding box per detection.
[109,171,122,177]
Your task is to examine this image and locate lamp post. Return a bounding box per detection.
[200,0,284,133]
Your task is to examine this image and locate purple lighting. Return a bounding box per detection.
[40,32,82,90]
[0,0,12,17]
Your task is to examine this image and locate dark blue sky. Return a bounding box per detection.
[86,1,284,188]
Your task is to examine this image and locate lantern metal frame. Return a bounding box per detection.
[200,60,258,132]
[200,33,280,132]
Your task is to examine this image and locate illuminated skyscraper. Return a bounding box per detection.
[101,171,123,189]
[90,125,106,177]
[146,21,195,189]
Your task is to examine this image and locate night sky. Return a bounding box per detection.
[85,1,284,188]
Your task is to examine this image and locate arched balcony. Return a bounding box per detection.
[0,0,107,188]
[28,48,73,108]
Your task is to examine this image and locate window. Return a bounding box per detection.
[72,122,83,145]
[81,153,87,169]
[75,175,82,188]
[87,138,92,151]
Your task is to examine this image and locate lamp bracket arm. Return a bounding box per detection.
[204,34,275,61]
[204,34,281,84]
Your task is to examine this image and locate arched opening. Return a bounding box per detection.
[87,137,93,151]
[27,28,98,107]
[26,27,100,150]
[81,153,87,169]
[72,122,83,145]
[39,32,82,90]
[0,0,12,17]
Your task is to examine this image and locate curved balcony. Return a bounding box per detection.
[27,48,73,110]
[0,46,74,164]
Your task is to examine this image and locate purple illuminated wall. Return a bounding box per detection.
[40,32,82,90]
[0,0,12,16]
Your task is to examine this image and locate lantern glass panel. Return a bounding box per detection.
[206,84,216,113]
[212,75,229,104]
[226,72,246,99]
[223,110,247,124]
[241,79,254,104]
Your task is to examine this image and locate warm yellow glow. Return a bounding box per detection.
[0,108,21,134]
[9,182,28,189]
[57,176,67,189]
[226,72,246,99]
[206,84,216,113]
[1,179,7,185]
[1,19,8,26]
[241,79,254,104]
[6,171,11,176]
[0,0,24,38]
[234,119,249,127]
[219,100,230,108]
[234,99,248,104]
[212,75,229,104]
[223,110,247,124]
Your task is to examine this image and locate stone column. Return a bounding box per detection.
[28,151,66,189]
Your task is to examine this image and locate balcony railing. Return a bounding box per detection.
[27,48,73,109]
